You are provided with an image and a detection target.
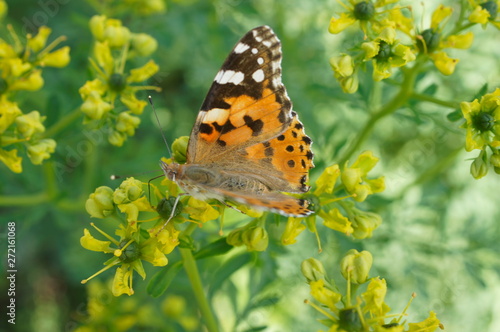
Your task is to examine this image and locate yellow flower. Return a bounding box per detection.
[120,91,147,115]
[127,59,159,83]
[461,88,500,151]
[15,110,45,138]
[130,33,158,57]
[40,46,71,68]
[113,177,144,204]
[320,208,354,235]
[26,138,56,164]
[429,52,458,76]
[27,26,52,52]
[103,19,131,48]
[116,112,141,136]
[80,228,113,252]
[310,279,341,312]
[314,164,340,195]
[328,0,402,35]
[407,311,442,331]
[241,225,269,251]
[361,277,391,316]
[361,27,415,81]
[89,15,107,41]
[183,197,220,222]
[80,91,113,120]
[416,6,474,75]
[469,1,500,28]
[430,5,453,29]
[86,186,115,219]
[351,210,382,238]
[0,99,22,134]
[341,151,385,202]
[0,148,22,173]
[281,217,307,245]
[9,69,44,91]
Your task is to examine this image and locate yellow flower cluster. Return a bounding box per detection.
[328,2,487,93]
[0,24,70,172]
[79,15,160,147]
[82,177,181,296]
[460,88,500,179]
[301,252,443,331]
[282,151,385,245]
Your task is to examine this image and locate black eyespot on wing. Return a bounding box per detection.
[294,122,303,130]
[287,160,295,168]
[292,131,298,138]
[306,151,313,160]
[286,145,294,152]
[301,159,306,168]
[217,140,227,147]
[213,119,237,134]
[277,134,285,141]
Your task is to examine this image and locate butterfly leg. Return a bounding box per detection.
[155,193,189,236]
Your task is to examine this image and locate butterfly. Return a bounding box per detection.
[161,26,314,218]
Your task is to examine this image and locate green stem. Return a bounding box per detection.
[338,62,422,165]
[410,93,459,109]
[43,108,81,138]
[179,223,219,332]
[0,192,48,206]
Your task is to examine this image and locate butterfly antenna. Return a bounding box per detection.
[149,95,172,158]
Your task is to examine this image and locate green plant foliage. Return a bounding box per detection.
[1,0,500,331]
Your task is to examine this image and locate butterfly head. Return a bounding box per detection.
[160,160,180,182]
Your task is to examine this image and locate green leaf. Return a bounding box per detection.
[146,260,183,297]
[422,83,438,96]
[194,237,234,260]
[447,109,463,122]
[208,252,252,299]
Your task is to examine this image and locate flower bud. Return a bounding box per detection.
[417,28,441,53]
[104,20,131,48]
[226,228,244,246]
[172,136,189,164]
[108,73,127,92]
[0,0,7,19]
[116,112,140,136]
[301,258,327,283]
[89,15,107,41]
[340,249,373,284]
[242,225,269,251]
[490,153,500,168]
[471,150,488,179]
[352,211,381,239]
[113,178,144,204]
[330,55,354,78]
[26,138,56,164]
[108,130,126,147]
[353,1,374,20]
[339,74,359,94]
[130,33,158,56]
[15,110,45,138]
[85,186,115,218]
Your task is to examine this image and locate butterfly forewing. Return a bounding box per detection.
[188,26,294,163]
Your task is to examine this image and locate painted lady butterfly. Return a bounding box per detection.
[161,26,314,217]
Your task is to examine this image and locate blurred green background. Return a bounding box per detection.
[1,0,500,331]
